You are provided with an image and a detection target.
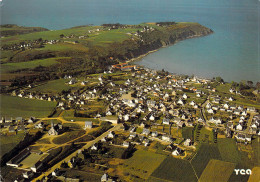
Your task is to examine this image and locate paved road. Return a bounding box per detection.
[32,123,122,182]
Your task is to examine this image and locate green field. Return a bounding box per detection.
[1,58,60,73]
[0,132,25,158]
[199,159,236,182]
[30,79,71,94]
[150,156,197,182]
[182,127,193,139]
[0,94,57,118]
[191,144,222,178]
[52,130,86,144]
[123,150,166,179]
[217,138,241,163]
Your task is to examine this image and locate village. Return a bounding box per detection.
[0,63,259,182]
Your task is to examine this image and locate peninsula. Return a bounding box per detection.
[0,22,213,90]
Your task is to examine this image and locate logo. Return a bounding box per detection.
[234,169,252,175]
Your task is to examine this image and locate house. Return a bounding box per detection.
[206,103,211,109]
[17,125,25,131]
[162,135,172,142]
[101,173,113,182]
[107,131,115,139]
[162,118,170,125]
[142,128,150,136]
[212,105,219,111]
[227,122,233,129]
[223,103,229,109]
[189,101,196,106]
[23,171,34,179]
[129,132,137,139]
[28,117,36,123]
[85,121,93,129]
[177,99,184,105]
[48,122,61,136]
[234,109,241,115]
[151,131,158,137]
[16,117,23,122]
[91,144,98,150]
[207,108,214,114]
[9,126,16,132]
[247,107,256,112]
[123,141,130,147]
[236,124,243,131]
[184,139,192,146]
[31,161,43,173]
[6,148,30,168]
[143,139,150,146]
[52,168,63,177]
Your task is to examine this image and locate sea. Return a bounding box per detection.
[1,0,259,83]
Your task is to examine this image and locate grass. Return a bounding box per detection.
[182,126,193,139]
[217,138,241,163]
[64,168,102,181]
[191,144,222,178]
[150,156,197,182]
[30,79,71,94]
[0,94,57,118]
[199,159,236,182]
[123,150,166,179]
[52,130,86,144]
[194,125,215,143]
[0,132,25,158]
[1,57,60,73]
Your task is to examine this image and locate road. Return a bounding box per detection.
[32,123,122,182]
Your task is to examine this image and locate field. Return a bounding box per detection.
[0,132,25,158]
[0,57,61,73]
[30,79,71,94]
[199,159,236,182]
[191,144,221,177]
[217,138,241,163]
[63,168,102,181]
[248,167,260,182]
[182,126,193,139]
[0,94,57,118]
[123,150,166,179]
[150,156,197,182]
[52,129,86,144]
[194,125,214,143]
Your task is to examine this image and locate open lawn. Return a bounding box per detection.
[199,159,236,182]
[191,144,222,178]
[0,132,25,158]
[123,150,166,179]
[30,79,71,94]
[0,94,56,117]
[150,156,197,182]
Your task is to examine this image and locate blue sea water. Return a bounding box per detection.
[1,0,259,82]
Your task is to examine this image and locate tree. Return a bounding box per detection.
[247,81,253,87]
[215,76,224,83]
[256,82,260,90]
